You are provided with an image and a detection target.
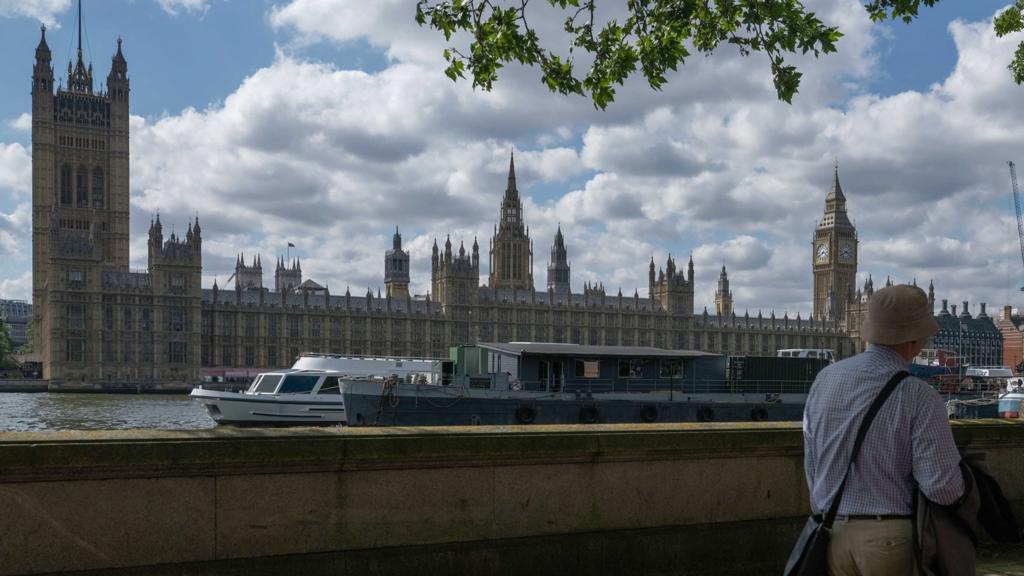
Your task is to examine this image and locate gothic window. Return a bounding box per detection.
[170,273,185,294]
[91,168,104,208]
[123,308,132,331]
[67,338,84,362]
[60,164,72,205]
[244,346,255,367]
[141,309,152,331]
[268,316,278,338]
[222,315,233,336]
[289,317,300,338]
[76,165,88,207]
[169,341,187,364]
[142,338,153,362]
[267,347,277,367]
[201,312,210,336]
[311,318,321,338]
[123,338,133,362]
[221,344,234,365]
[168,307,185,332]
[66,303,85,330]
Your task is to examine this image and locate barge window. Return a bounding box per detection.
[317,377,341,395]
[574,359,601,379]
[277,375,321,394]
[254,374,283,393]
[659,360,682,378]
[618,359,647,378]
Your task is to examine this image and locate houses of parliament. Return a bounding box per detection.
[29,20,882,384]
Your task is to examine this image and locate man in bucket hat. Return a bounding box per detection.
[802,284,964,575]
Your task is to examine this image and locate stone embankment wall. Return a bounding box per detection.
[1,421,1022,576]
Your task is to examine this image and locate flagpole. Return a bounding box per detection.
[287,244,290,262]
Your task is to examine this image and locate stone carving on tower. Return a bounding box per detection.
[649,254,695,315]
[275,257,302,293]
[234,253,263,290]
[385,227,410,299]
[546,224,570,296]
[715,265,733,317]
[488,151,534,290]
[432,235,480,310]
[812,164,858,322]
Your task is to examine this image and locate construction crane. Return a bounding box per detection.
[1011,161,1024,291]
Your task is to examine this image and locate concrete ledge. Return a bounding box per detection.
[0,422,809,482]
[51,518,809,576]
[2,421,1023,575]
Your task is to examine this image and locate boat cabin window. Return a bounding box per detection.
[618,359,647,378]
[574,359,601,378]
[254,374,282,393]
[277,374,321,394]
[659,360,682,378]
[317,376,341,395]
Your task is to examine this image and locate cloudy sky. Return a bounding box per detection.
[0,0,1022,317]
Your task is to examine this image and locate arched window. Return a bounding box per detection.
[60,164,72,205]
[91,168,104,209]
[76,166,88,207]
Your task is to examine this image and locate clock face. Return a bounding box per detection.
[816,243,829,263]
[839,243,853,262]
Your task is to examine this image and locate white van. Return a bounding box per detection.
[777,349,835,362]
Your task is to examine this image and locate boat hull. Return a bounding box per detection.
[340,380,806,426]
[190,388,346,426]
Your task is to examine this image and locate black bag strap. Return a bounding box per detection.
[821,370,910,529]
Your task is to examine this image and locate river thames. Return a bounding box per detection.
[0,393,215,431]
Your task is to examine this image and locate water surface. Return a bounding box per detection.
[0,393,214,432]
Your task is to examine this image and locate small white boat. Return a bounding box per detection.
[190,354,446,426]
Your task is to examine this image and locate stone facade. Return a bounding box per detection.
[26,16,859,382]
[30,24,201,384]
[199,159,855,371]
[997,305,1024,371]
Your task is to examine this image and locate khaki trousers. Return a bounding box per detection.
[827,518,917,576]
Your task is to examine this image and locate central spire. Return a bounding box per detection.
[67,0,93,94]
[505,149,518,201]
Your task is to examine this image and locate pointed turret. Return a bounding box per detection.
[107,36,129,106]
[715,265,733,316]
[33,25,54,117]
[547,225,571,296]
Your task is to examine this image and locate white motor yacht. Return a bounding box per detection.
[190,354,446,426]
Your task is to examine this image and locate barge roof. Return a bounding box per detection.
[476,342,718,359]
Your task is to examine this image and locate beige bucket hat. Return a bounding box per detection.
[861,284,939,345]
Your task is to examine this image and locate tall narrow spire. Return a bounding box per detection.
[827,160,845,202]
[505,149,518,201]
[78,0,83,55]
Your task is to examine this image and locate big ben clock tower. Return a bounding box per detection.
[813,164,858,322]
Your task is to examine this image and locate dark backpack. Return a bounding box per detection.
[966,459,1022,543]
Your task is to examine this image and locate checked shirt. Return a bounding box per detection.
[803,345,964,515]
